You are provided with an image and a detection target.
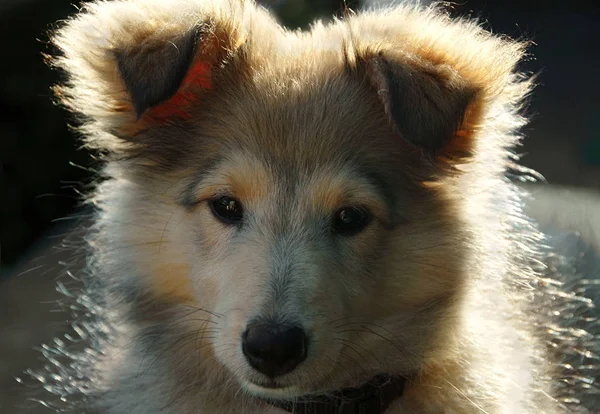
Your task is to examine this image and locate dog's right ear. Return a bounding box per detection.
[114,26,208,120]
[51,0,256,153]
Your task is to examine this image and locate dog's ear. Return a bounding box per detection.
[50,0,257,153]
[343,5,531,174]
[362,53,480,164]
[115,27,207,119]
[366,55,478,156]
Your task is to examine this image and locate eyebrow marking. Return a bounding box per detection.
[179,153,274,208]
[179,156,224,208]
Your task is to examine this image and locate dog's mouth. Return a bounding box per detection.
[249,379,285,389]
[243,379,303,399]
[248,375,411,414]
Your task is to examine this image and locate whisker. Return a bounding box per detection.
[335,338,373,372]
[401,241,455,253]
[159,208,179,253]
[179,304,224,319]
[443,378,491,414]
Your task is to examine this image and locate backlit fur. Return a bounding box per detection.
[30,1,599,413]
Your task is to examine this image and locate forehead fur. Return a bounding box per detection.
[196,63,403,164]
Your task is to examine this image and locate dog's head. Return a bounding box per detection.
[53,0,528,400]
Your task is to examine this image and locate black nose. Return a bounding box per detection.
[241,322,308,378]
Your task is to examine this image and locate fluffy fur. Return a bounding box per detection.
[27,0,599,413]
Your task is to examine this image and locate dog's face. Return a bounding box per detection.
[114,68,467,399]
[53,0,524,401]
[165,73,466,397]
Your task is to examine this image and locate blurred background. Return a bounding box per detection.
[0,0,598,412]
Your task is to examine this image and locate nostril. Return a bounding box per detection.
[241,323,308,378]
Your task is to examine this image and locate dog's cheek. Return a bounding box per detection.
[115,196,199,306]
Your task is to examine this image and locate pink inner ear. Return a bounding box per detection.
[149,61,213,121]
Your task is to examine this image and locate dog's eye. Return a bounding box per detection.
[333,206,372,236]
[210,196,244,224]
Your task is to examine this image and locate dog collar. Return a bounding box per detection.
[266,375,408,414]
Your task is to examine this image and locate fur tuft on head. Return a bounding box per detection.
[51,0,532,171]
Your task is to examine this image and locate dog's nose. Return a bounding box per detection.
[241,322,308,378]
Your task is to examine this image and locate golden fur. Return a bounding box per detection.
[31,0,598,413]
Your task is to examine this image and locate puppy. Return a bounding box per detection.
[30,0,599,412]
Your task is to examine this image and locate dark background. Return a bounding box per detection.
[1,0,599,268]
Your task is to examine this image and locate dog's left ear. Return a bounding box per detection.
[367,54,478,156]
[360,52,481,165]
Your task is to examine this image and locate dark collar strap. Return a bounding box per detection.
[267,375,408,414]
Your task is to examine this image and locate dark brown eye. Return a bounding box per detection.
[210,196,244,224]
[333,206,372,236]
